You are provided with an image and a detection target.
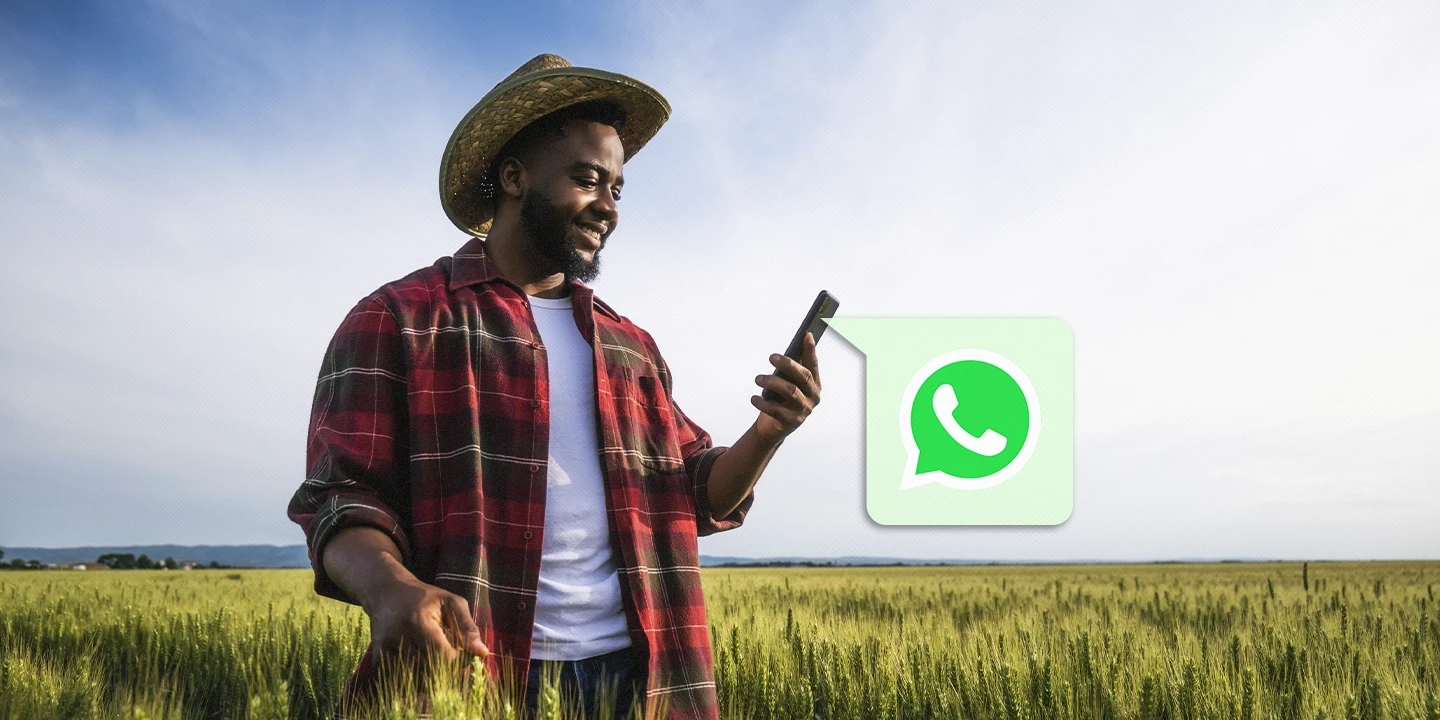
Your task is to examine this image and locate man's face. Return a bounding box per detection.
[518,119,625,284]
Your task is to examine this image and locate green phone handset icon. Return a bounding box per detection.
[901,350,1039,490]
[932,383,1008,457]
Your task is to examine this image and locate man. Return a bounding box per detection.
[287,54,821,719]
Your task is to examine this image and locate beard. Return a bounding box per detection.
[520,187,603,285]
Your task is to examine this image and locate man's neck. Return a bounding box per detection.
[482,224,570,298]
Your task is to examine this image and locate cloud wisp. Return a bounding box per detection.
[1,1,1436,559]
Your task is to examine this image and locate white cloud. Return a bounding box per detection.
[613,0,1440,560]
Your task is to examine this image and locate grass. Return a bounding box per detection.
[1,562,1436,718]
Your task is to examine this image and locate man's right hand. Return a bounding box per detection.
[363,575,490,661]
[322,527,490,662]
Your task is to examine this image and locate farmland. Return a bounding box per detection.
[1,562,1436,718]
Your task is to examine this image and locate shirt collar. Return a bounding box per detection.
[446,236,620,322]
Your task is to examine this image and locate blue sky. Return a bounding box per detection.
[2,1,1437,560]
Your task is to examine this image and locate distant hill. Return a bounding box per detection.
[0,545,1297,568]
[4,546,973,568]
[1,545,312,568]
[699,555,990,566]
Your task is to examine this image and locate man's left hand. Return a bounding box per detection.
[751,331,821,445]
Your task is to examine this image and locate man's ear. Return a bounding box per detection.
[497,157,526,200]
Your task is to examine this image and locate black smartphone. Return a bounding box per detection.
[761,290,839,403]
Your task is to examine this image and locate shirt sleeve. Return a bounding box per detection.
[652,347,754,536]
[287,296,413,603]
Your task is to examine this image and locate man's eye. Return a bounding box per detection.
[576,177,598,189]
[612,190,622,202]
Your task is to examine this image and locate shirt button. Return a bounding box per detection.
[517,601,527,610]
[523,531,533,540]
[530,341,540,349]
[529,464,539,473]
[530,399,540,408]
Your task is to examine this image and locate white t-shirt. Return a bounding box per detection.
[526,293,632,660]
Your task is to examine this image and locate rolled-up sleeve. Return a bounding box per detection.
[653,350,754,537]
[287,296,413,603]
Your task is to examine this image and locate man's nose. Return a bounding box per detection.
[591,190,618,223]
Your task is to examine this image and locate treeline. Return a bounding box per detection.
[94,553,232,570]
[0,548,234,570]
[713,560,842,568]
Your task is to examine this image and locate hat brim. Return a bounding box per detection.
[439,67,671,237]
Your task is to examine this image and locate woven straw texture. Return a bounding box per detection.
[440,54,671,237]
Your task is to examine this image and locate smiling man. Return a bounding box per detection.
[287,54,822,719]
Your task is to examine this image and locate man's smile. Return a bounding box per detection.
[574,221,606,248]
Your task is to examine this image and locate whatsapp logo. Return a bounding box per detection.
[822,317,1072,526]
[901,350,1039,490]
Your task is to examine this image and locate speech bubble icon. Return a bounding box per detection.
[898,349,1039,490]
[821,317,1072,526]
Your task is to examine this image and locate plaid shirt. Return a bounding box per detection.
[287,237,752,719]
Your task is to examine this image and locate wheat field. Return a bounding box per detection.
[1,562,1436,719]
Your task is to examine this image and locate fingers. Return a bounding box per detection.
[802,332,821,387]
[766,353,819,399]
[754,373,804,405]
[443,593,490,658]
[417,619,461,662]
[749,393,799,426]
[375,609,456,662]
[417,596,463,661]
[372,589,486,664]
[754,333,822,439]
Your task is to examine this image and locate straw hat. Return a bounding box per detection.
[439,54,671,237]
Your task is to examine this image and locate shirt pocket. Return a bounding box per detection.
[619,370,685,472]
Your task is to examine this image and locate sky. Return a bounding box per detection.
[1,1,1436,561]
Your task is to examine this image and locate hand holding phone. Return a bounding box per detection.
[760,290,838,404]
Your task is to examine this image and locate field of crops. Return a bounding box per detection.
[1,562,1436,719]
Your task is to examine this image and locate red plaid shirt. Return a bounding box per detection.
[287,237,753,719]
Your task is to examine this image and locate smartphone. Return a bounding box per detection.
[761,290,840,403]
